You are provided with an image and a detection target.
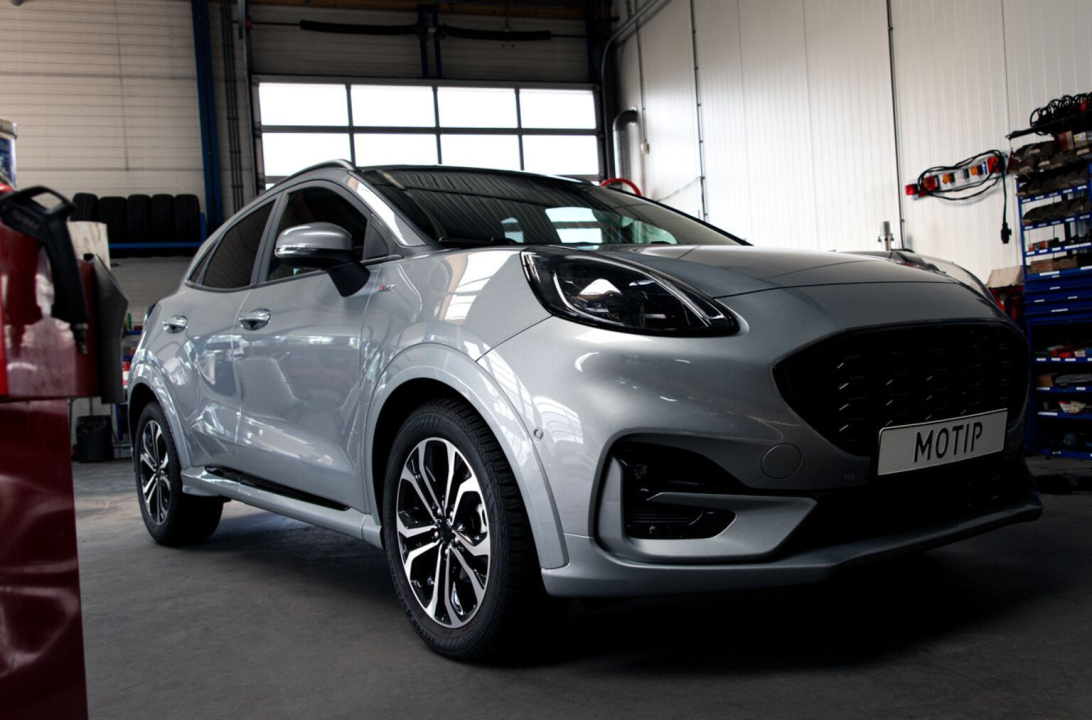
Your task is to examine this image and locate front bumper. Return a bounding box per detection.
[542,495,1042,597]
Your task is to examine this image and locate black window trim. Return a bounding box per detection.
[185,196,283,293]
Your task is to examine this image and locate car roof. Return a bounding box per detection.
[272,159,591,191]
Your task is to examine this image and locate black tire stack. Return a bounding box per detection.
[64,191,204,258]
[97,196,129,247]
[174,194,202,245]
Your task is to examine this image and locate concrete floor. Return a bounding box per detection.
[75,459,1092,719]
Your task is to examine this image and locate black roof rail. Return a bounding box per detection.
[273,158,356,186]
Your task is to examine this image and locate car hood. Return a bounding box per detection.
[594,245,959,298]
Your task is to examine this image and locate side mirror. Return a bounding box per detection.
[274,222,355,269]
[274,222,368,297]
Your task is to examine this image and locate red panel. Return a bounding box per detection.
[0,400,89,720]
[0,224,96,401]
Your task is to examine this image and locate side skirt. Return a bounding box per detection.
[181,466,382,548]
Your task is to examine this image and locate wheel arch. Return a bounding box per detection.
[365,344,568,570]
[127,364,194,470]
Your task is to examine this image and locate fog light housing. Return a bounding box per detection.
[612,441,743,540]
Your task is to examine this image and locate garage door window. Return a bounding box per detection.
[257,82,601,185]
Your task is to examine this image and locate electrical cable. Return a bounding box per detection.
[1030,93,1092,129]
[916,149,1011,244]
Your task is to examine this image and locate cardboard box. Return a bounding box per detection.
[987,265,1023,288]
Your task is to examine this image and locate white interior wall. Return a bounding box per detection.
[618,0,898,252]
[0,0,205,204]
[615,0,1092,281]
[636,0,702,216]
[891,0,1016,281]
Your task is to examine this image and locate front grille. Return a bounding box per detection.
[775,323,1027,457]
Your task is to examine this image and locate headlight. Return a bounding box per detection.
[521,249,737,336]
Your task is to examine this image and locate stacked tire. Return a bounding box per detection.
[64,191,204,258]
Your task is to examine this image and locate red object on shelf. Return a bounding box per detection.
[904,183,919,196]
[599,177,643,196]
[0,220,90,719]
[987,155,1002,174]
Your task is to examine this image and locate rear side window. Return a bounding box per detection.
[201,202,274,290]
[266,187,369,282]
[187,247,213,284]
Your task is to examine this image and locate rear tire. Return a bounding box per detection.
[381,398,555,661]
[135,402,223,545]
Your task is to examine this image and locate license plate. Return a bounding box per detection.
[876,409,1007,476]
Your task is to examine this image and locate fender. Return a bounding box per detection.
[128,361,194,472]
[366,343,568,570]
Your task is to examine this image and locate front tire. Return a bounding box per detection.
[135,402,223,545]
[381,398,551,660]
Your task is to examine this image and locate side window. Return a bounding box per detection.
[267,186,370,282]
[201,202,274,290]
[187,247,213,284]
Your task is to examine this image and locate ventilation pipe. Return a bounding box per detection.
[612,108,640,180]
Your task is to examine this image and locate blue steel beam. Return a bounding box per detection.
[191,0,224,232]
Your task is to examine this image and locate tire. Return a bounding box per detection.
[71,192,98,222]
[174,194,201,243]
[150,193,175,244]
[126,193,151,244]
[134,402,223,546]
[381,398,553,660]
[98,196,128,245]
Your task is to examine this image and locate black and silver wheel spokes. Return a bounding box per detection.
[396,438,490,628]
[139,420,171,525]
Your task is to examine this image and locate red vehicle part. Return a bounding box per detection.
[599,177,643,196]
[0,212,91,719]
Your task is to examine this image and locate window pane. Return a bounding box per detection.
[268,188,369,281]
[355,134,438,166]
[546,207,603,244]
[521,135,599,176]
[261,133,351,177]
[440,135,521,171]
[258,83,348,126]
[437,88,517,128]
[202,203,274,289]
[519,89,596,129]
[351,85,435,127]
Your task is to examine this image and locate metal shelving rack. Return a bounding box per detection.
[1018,155,1092,459]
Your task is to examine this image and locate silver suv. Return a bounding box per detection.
[130,161,1041,659]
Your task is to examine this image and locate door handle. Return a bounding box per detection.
[238,309,271,330]
[162,315,188,333]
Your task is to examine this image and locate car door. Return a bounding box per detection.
[232,182,388,510]
[150,199,276,469]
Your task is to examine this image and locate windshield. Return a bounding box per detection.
[356,167,744,247]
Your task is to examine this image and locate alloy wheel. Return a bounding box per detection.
[395,437,491,628]
[139,420,171,525]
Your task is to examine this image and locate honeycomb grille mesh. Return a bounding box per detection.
[775,323,1027,458]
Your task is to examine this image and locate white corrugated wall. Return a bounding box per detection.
[616,0,898,252]
[614,0,1092,281]
[0,0,205,203]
